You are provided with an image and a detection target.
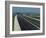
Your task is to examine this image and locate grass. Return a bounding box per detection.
[12,16,15,31]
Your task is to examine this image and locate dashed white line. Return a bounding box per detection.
[23,15,40,21]
[20,16,40,29]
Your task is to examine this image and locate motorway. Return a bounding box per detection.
[17,14,40,30]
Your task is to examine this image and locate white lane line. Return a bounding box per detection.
[21,16,40,29]
[23,15,40,21]
[30,20,40,26]
[29,18,40,25]
[23,15,40,25]
[14,15,21,31]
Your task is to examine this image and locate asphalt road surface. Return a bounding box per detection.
[17,15,40,30]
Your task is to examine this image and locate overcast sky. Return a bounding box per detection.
[12,7,40,14]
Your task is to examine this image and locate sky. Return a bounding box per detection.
[12,7,40,14]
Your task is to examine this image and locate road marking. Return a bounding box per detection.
[20,16,40,29]
[23,15,40,21]
[28,18,40,26]
[29,20,40,26]
[23,15,40,26]
[14,15,21,31]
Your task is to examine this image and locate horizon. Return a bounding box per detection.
[12,7,40,14]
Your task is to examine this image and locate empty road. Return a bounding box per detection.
[17,15,40,30]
